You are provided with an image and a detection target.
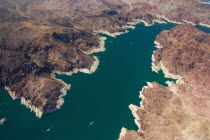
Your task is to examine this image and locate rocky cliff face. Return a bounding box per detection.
[119,24,210,140]
[2,0,210,32]
[0,0,210,117]
[0,21,102,117]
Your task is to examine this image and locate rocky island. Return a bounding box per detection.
[0,0,210,121]
[0,118,6,125]
[119,24,210,140]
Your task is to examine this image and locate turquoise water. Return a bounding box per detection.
[0,23,209,140]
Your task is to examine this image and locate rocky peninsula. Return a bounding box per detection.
[119,24,210,140]
[0,0,210,118]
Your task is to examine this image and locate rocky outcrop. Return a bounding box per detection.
[0,0,210,118]
[119,24,210,140]
[122,0,210,26]
[0,118,6,125]
[0,21,102,117]
[2,0,210,33]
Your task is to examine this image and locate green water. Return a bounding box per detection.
[0,23,209,140]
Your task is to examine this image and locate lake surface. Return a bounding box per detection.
[0,22,209,140]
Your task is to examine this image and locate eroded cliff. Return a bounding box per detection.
[0,0,210,118]
[0,21,103,117]
[119,24,210,140]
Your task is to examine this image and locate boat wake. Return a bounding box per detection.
[47,123,55,132]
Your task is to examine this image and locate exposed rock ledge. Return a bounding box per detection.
[0,21,106,118]
[119,24,210,140]
[1,0,210,119]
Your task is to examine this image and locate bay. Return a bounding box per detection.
[0,22,209,140]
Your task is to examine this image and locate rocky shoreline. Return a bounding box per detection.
[1,0,210,119]
[85,37,107,54]
[0,21,106,118]
[118,24,210,140]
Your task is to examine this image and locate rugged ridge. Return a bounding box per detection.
[0,0,210,118]
[0,21,102,117]
[119,24,210,140]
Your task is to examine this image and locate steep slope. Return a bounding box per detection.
[0,0,210,118]
[119,24,210,140]
[0,21,103,117]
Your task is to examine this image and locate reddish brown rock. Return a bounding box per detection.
[0,0,210,118]
[0,21,101,117]
[119,24,210,140]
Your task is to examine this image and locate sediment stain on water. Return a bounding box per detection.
[0,23,209,140]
